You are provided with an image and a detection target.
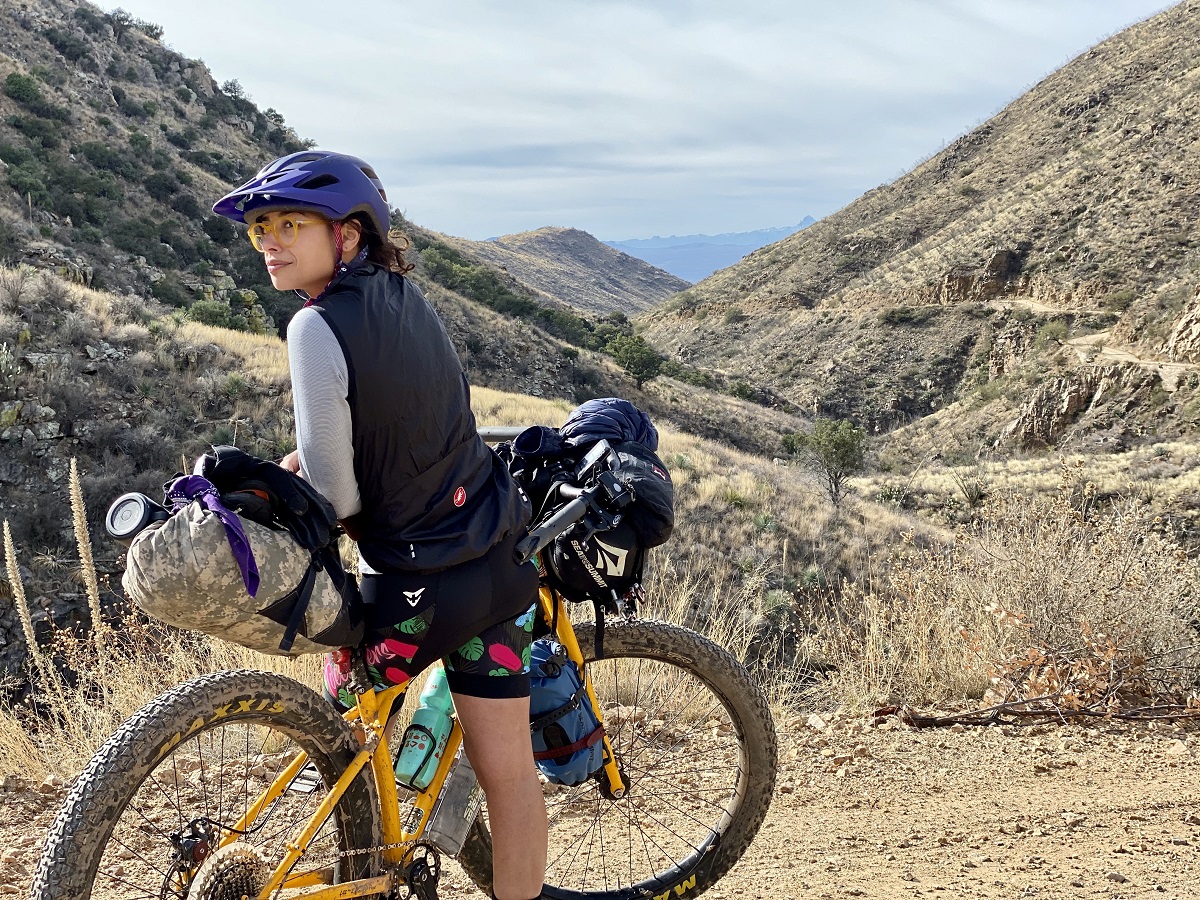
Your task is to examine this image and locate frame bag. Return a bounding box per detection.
[529,638,605,785]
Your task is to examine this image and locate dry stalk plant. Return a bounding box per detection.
[816,464,1200,724]
[0,479,322,778]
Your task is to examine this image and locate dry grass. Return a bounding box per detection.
[814,466,1200,715]
[859,441,1200,531]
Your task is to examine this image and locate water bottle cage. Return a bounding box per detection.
[395,722,438,790]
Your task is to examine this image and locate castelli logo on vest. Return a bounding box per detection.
[453,486,466,507]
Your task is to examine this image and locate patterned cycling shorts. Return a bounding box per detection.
[324,529,540,704]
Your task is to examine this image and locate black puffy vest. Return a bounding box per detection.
[308,265,530,572]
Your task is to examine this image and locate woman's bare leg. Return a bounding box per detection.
[452,692,547,900]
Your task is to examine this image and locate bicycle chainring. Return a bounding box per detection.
[186,843,269,900]
[393,843,441,900]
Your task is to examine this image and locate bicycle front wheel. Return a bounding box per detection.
[31,669,381,899]
[459,618,778,900]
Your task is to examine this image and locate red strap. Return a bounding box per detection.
[533,725,605,761]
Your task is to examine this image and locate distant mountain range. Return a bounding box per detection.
[605,220,816,283]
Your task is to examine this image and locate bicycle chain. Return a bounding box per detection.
[335,838,417,859]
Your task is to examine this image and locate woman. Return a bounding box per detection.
[213,151,547,900]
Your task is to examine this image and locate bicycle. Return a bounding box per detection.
[31,429,778,900]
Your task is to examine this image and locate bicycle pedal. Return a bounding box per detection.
[287,762,322,794]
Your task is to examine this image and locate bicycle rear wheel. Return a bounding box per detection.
[31,669,380,899]
[459,618,778,900]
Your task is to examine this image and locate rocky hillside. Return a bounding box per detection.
[436,227,688,316]
[0,0,316,326]
[643,0,1200,451]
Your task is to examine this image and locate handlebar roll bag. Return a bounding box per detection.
[122,499,363,656]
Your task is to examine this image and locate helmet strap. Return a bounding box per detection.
[331,221,344,266]
[300,222,369,308]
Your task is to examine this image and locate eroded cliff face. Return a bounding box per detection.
[1000,364,1158,449]
[1165,289,1200,363]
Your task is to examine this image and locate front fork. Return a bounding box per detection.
[538,587,628,799]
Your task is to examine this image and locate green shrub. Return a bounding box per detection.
[723,305,747,324]
[170,193,203,218]
[606,333,663,387]
[43,27,91,62]
[184,150,242,181]
[4,73,69,121]
[4,73,42,105]
[189,299,247,331]
[75,224,103,244]
[74,7,107,33]
[202,215,237,245]
[150,275,190,307]
[80,142,140,179]
[128,131,151,156]
[8,163,51,207]
[783,418,868,506]
[880,305,939,327]
[1034,320,1069,348]
[142,172,177,202]
[7,114,62,148]
[1105,287,1137,311]
[728,380,753,400]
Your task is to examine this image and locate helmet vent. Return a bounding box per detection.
[360,167,387,201]
[290,153,326,165]
[297,173,340,190]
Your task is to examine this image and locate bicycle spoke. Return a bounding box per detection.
[624,767,739,816]
[94,865,170,899]
[620,798,711,855]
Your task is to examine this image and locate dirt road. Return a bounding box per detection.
[1066,329,1195,391]
[5,717,1199,899]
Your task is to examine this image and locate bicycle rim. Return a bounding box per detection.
[466,620,776,900]
[32,670,379,900]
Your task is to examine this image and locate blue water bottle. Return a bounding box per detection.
[394,667,454,790]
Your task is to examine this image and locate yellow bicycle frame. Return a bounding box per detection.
[224,582,625,899]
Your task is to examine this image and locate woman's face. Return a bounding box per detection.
[250,210,337,297]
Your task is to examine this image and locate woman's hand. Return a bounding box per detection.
[280,450,301,473]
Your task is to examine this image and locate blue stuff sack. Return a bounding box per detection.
[529,638,605,786]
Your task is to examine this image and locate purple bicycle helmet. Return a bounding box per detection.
[212,150,391,239]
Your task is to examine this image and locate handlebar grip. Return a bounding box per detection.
[559,483,585,500]
[514,494,591,564]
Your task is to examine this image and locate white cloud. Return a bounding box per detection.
[111,0,1172,238]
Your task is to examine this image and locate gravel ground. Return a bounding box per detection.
[6,714,1200,899]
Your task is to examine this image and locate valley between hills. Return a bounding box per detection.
[3,2,1200,899]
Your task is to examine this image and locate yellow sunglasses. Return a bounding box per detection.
[247,215,322,251]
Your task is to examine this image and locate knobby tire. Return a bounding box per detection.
[30,669,380,899]
[458,618,778,900]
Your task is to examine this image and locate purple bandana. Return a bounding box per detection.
[166,475,260,597]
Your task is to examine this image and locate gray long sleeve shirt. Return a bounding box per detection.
[286,306,363,520]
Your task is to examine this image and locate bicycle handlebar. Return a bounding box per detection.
[513,490,594,564]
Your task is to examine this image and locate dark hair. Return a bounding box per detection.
[348,213,413,274]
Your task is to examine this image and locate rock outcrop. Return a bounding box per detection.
[1000,364,1155,448]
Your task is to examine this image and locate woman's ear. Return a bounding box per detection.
[340,218,363,259]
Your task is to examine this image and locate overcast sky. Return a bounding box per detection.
[110,1,1173,241]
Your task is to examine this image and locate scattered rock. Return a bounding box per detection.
[1106,871,1128,884]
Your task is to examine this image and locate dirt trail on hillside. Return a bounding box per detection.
[5,719,1200,899]
[1066,330,1194,391]
[989,299,1196,390]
